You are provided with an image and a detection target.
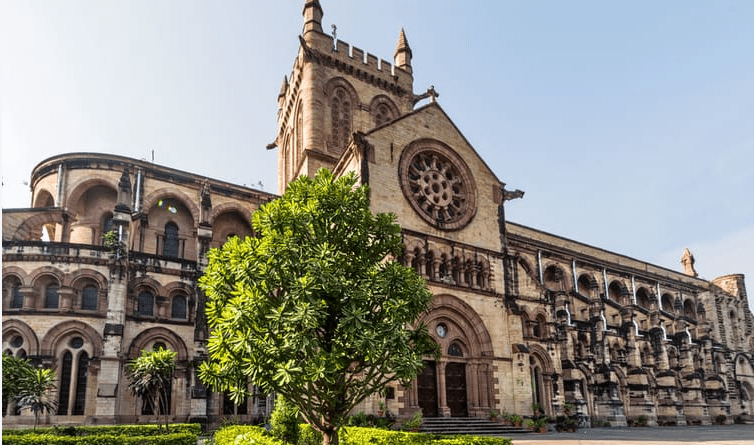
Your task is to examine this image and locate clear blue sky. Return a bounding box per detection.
[2,1,752,309]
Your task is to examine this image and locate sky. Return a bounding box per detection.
[2,1,753,309]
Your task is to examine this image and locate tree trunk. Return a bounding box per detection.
[322,427,338,445]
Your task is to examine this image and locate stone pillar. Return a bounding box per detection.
[59,288,76,312]
[19,286,35,310]
[468,362,479,415]
[437,359,450,417]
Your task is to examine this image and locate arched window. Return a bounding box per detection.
[163,222,179,257]
[44,284,59,309]
[608,281,626,305]
[577,275,594,298]
[81,285,98,311]
[533,315,547,339]
[637,288,651,309]
[4,277,24,309]
[295,105,303,160]
[543,266,564,291]
[137,291,155,317]
[683,299,696,320]
[425,251,434,280]
[661,294,674,313]
[330,87,351,149]
[171,295,187,320]
[373,103,393,126]
[57,337,88,416]
[448,342,464,357]
[101,213,114,244]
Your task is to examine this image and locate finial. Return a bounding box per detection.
[681,247,698,277]
[331,24,337,40]
[302,0,323,35]
[394,28,413,73]
[279,75,289,98]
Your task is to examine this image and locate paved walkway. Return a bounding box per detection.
[508,424,754,445]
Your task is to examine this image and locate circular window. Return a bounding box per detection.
[10,335,24,348]
[69,337,84,349]
[435,323,448,338]
[399,140,476,230]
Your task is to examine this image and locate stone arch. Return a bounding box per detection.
[130,276,162,295]
[421,294,493,357]
[41,320,103,357]
[65,178,117,209]
[369,94,400,127]
[211,206,254,247]
[415,294,495,418]
[324,77,359,152]
[608,280,630,305]
[683,298,696,320]
[142,188,200,228]
[2,267,29,285]
[11,211,66,241]
[636,287,652,309]
[323,77,360,106]
[66,268,108,289]
[577,273,599,298]
[661,293,675,314]
[28,266,65,287]
[529,343,555,415]
[2,320,40,356]
[543,263,568,292]
[65,179,118,244]
[33,188,55,208]
[127,327,189,362]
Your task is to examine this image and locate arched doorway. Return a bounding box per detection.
[412,295,494,418]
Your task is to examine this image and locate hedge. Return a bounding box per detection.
[213,425,287,445]
[3,424,202,437]
[215,425,512,445]
[1,432,197,445]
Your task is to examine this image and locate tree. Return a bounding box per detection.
[199,169,437,445]
[17,367,57,429]
[2,352,35,407]
[126,347,176,432]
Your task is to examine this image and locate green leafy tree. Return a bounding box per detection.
[2,352,35,406]
[199,169,437,445]
[17,367,57,429]
[126,347,176,432]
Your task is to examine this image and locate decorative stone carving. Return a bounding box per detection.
[399,139,476,230]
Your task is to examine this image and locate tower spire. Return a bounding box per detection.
[302,0,323,36]
[394,28,413,74]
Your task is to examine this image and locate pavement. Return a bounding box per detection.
[507,424,754,445]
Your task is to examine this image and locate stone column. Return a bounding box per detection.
[437,359,450,417]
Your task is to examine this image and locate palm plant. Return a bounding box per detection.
[16,367,57,429]
[126,347,176,432]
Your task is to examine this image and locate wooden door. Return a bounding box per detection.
[445,362,468,417]
[417,361,438,417]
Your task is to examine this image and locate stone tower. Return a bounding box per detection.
[274,0,416,193]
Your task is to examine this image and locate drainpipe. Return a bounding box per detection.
[537,250,543,284]
[56,164,65,206]
[134,169,142,212]
[572,259,578,293]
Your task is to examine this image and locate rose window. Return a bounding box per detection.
[399,140,476,230]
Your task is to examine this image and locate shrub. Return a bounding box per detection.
[715,414,727,425]
[400,410,423,431]
[1,432,197,445]
[3,424,201,437]
[269,396,300,444]
[214,425,513,445]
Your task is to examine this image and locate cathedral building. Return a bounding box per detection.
[3,0,753,428]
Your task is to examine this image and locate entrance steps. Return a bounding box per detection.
[419,417,532,436]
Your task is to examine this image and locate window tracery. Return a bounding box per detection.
[330,87,351,149]
[399,140,476,230]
